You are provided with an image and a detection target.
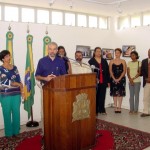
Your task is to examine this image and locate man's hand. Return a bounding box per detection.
[45,74,56,81]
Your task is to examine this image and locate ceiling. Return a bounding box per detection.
[1,0,150,16]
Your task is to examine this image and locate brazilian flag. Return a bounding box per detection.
[24,34,35,119]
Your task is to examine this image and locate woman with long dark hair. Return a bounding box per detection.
[57,46,72,74]
[88,47,110,115]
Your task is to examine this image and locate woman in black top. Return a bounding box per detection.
[88,47,110,115]
[57,46,72,74]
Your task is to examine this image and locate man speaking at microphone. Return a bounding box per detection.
[35,42,66,138]
[35,42,67,84]
[71,51,92,74]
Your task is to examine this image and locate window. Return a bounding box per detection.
[65,13,75,26]
[37,9,49,24]
[22,8,35,23]
[131,14,141,27]
[4,6,18,22]
[99,17,108,29]
[143,12,150,26]
[77,14,87,27]
[52,11,63,25]
[118,16,130,29]
[89,16,97,28]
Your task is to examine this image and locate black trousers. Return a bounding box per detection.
[96,83,107,113]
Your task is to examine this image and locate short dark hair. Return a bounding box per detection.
[115,48,122,53]
[93,47,101,58]
[0,50,10,62]
[130,51,139,59]
[75,51,83,56]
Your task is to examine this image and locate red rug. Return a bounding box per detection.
[93,130,114,150]
[14,130,114,150]
[97,119,150,150]
[16,130,114,150]
[16,135,42,150]
[1,119,150,150]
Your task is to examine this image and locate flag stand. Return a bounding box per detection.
[26,107,39,127]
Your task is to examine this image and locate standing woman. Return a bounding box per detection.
[127,51,141,114]
[0,50,24,137]
[88,47,110,115]
[57,46,72,74]
[109,48,126,113]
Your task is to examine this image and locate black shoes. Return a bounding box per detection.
[140,113,150,117]
[115,111,121,113]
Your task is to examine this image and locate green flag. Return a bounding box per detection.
[43,36,51,56]
[24,34,35,119]
[6,31,14,65]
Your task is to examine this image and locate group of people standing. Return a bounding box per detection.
[0,42,150,139]
[89,47,150,117]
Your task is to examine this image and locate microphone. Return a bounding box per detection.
[90,65,100,70]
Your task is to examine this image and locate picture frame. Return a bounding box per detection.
[102,48,114,60]
[76,45,91,58]
[122,45,136,57]
[90,49,94,58]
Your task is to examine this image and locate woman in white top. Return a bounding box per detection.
[127,51,141,114]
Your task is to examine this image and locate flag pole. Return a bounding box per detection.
[26,107,39,127]
[25,24,39,127]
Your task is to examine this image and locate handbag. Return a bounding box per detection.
[137,61,142,76]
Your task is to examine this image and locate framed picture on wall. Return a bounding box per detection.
[102,48,114,60]
[122,45,136,57]
[76,45,91,58]
[90,49,94,58]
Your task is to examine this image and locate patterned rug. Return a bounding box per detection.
[0,119,150,150]
[96,119,150,150]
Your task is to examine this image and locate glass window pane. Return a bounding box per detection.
[143,12,150,26]
[77,14,87,27]
[118,16,129,29]
[89,16,97,28]
[52,11,63,25]
[131,14,141,27]
[99,17,108,29]
[65,13,75,26]
[22,8,35,23]
[4,6,18,22]
[37,9,49,24]
[0,6,1,20]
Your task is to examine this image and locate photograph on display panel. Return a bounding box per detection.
[102,48,114,60]
[122,45,136,57]
[76,45,91,58]
[90,49,94,58]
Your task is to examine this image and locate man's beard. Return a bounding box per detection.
[49,53,56,57]
[76,58,82,62]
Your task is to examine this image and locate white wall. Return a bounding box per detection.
[0,21,113,129]
[0,18,149,129]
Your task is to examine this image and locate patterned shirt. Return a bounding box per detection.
[0,65,21,96]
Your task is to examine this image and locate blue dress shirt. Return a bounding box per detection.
[35,56,67,83]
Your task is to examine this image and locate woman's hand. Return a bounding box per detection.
[129,78,134,85]
[113,78,120,84]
